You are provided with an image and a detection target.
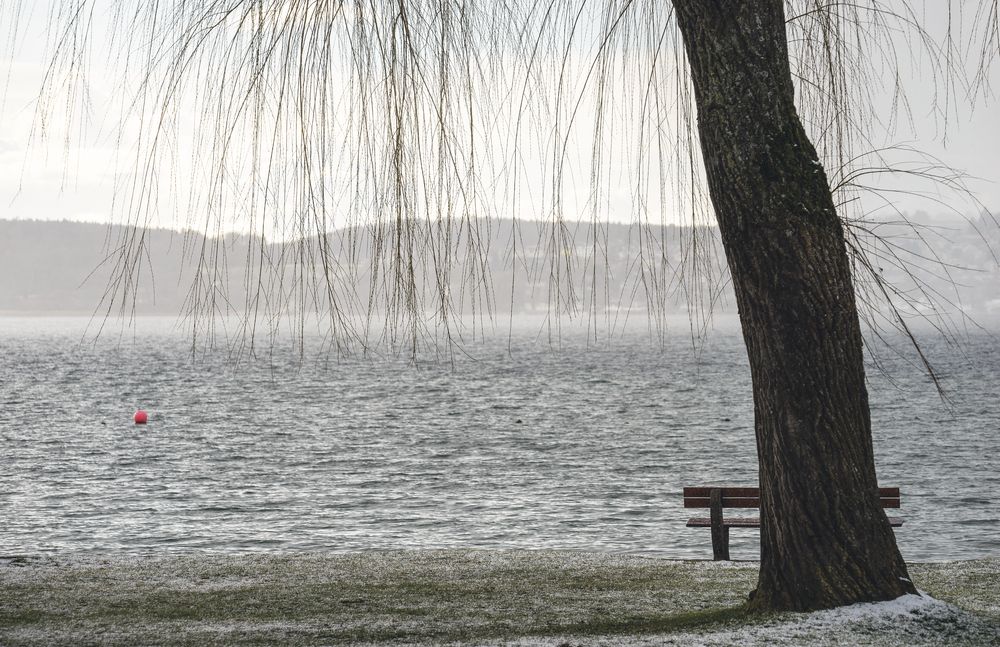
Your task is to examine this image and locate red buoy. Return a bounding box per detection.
[134,410,148,425]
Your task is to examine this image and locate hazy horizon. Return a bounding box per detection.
[2,217,997,337]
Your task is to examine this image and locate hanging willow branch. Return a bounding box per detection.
[2,0,997,357]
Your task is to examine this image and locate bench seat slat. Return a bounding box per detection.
[687,517,763,528]
[686,516,904,528]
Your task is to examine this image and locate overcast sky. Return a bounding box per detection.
[1,3,997,234]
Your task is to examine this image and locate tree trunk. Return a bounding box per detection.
[671,0,916,612]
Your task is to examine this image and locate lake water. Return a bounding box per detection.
[1,316,997,561]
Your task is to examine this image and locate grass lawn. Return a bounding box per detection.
[1,551,998,646]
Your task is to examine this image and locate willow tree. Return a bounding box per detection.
[674,1,913,611]
[7,0,996,612]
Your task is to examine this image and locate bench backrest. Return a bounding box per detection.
[683,486,900,509]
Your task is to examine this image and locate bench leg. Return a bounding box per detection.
[712,526,730,561]
[710,488,730,561]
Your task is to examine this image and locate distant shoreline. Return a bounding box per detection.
[2,311,996,335]
[3,217,999,323]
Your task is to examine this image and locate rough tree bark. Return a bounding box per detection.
[671,0,917,612]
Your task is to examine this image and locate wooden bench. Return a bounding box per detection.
[683,486,903,560]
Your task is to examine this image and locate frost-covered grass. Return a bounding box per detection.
[1,551,998,646]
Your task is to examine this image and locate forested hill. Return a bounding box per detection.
[1,216,997,322]
[0,218,729,317]
[0,219,195,315]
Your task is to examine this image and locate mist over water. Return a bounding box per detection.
[1,316,997,561]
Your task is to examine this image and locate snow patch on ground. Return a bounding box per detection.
[507,592,1000,647]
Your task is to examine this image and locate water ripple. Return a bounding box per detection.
[0,317,998,561]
